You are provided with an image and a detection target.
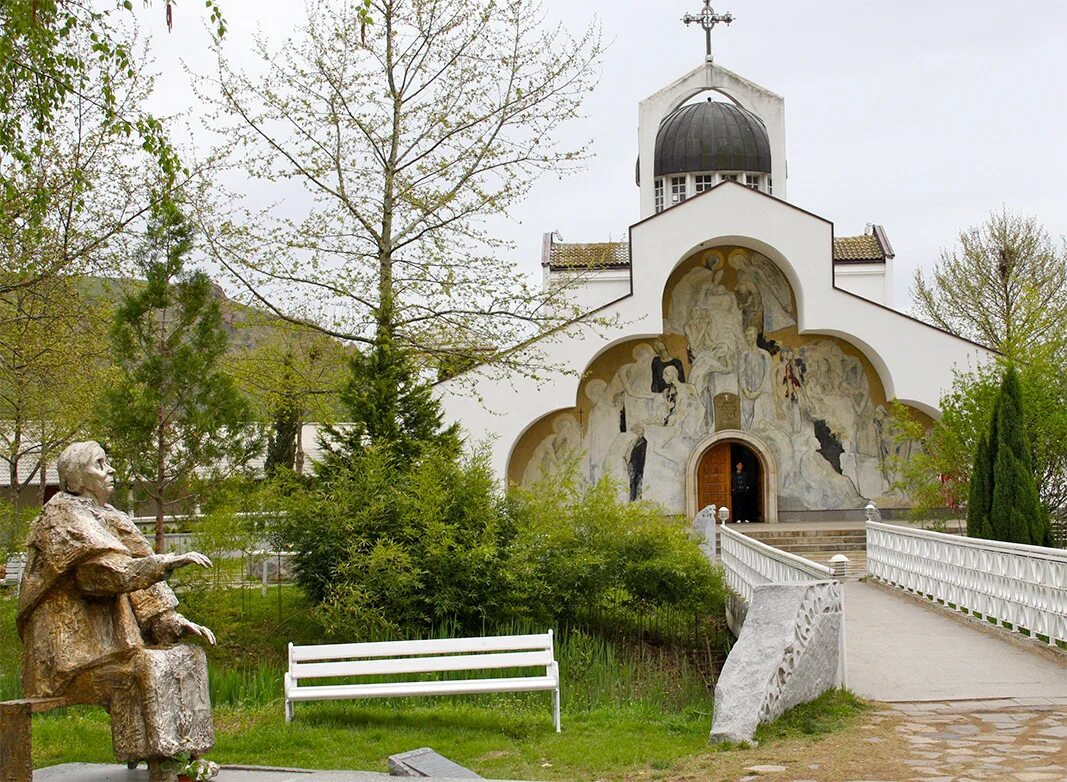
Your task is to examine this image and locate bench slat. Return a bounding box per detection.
[291,650,552,680]
[287,675,558,701]
[290,633,551,663]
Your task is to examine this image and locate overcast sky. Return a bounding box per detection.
[140,0,1067,312]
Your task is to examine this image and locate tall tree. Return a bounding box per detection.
[912,209,1067,359]
[986,366,1051,546]
[99,197,259,551]
[0,277,110,553]
[199,0,603,385]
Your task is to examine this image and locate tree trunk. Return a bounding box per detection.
[155,416,166,553]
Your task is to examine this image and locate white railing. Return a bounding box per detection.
[866,520,1067,647]
[719,523,845,687]
[719,523,834,604]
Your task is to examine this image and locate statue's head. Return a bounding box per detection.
[58,441,115,504]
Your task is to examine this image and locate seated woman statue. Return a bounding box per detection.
[17,441,217,782]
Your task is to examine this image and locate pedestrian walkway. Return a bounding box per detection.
[844,580,1067,702]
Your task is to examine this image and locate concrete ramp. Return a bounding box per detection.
[845,581,1067,702]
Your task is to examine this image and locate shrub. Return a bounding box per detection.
[278,445,510,637]
[278,447,726,641]
[504,471,726,624]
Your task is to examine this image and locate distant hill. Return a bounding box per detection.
[78,275,349,356]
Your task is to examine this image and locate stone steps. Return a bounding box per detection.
[756,542,867,554]
[711,524,868,556]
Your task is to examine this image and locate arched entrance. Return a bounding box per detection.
[686,430,778,522]
[696,442,763,522]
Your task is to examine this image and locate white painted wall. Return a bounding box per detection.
[437,183,993,480]
[545,268,632,315]
[833,263,890,306]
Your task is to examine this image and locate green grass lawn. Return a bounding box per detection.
[1,585,864,781]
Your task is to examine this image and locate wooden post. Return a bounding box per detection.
[0,700,32,782]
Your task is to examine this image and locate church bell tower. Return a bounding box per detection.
[636,3,787,219]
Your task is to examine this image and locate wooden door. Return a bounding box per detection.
[696,442,732,517]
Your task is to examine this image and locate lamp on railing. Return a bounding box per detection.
[864,502,878,523]
[829,553,850,580]
[718,506,730,524]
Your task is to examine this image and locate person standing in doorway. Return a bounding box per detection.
[731,460,754,522]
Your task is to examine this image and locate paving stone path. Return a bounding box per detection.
[705,703,1067,782]
[872,702,1067,782]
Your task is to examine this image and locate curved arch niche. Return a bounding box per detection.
[508,244,932,518]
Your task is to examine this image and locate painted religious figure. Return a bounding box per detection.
[17,441,217,782]
[738,326,775,430]
[514,248,924,515]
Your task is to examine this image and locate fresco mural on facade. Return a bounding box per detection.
[513,248,922,515]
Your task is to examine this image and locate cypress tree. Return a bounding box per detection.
[264,399,300,476]
[988,366,1046,545]
[966,433,993,539]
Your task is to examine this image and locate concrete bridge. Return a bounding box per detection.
[717,521,1067,706]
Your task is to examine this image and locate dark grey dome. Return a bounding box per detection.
[653,99,771,178]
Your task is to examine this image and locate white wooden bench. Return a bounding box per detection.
[3,554,26,589]
[285,630,561,731]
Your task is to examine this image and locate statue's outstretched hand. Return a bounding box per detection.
[163,552,214,571]
[180,617,217,645]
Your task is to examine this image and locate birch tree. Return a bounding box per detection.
[199,0,603,380]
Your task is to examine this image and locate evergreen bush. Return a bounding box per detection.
[965,434,993,539]
[972,366,1053,546]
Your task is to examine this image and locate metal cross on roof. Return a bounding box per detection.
[682,1,734,60]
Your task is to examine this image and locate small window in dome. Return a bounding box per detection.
[767,176,773,195]
[654,179,664,213]
[671,175,687,204]
[745,174,761,190]
[694,174,714,194]
[721,173,739,183]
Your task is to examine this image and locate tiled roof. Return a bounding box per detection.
[833,235,886,263]
[548,242,629,270]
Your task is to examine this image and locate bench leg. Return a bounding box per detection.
[0,701,32,782]
[552,688,561,733]
[285,700,293,724]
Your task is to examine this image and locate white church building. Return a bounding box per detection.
[438,21,992,522]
